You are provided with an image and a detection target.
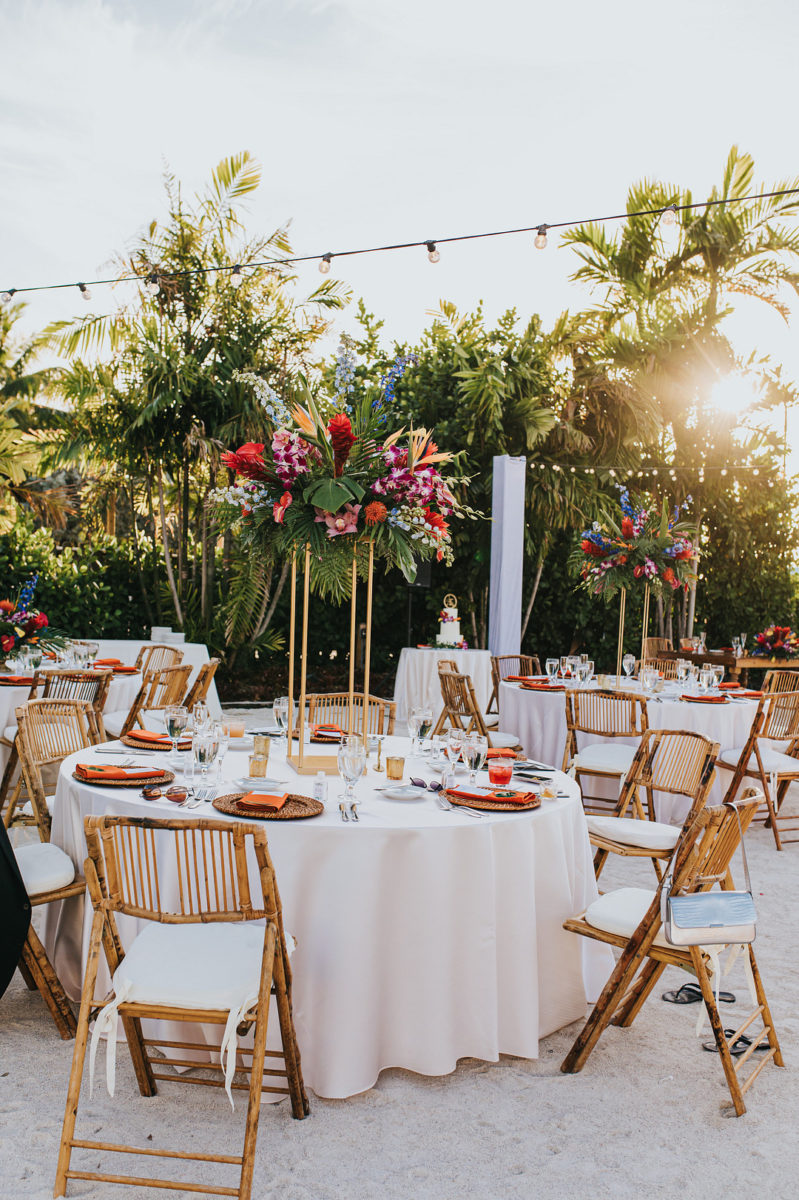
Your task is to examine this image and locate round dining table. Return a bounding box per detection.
[393,647,493,723]
[499,677,760,818]
[44,734,611,1100]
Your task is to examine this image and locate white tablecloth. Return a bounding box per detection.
[499,680,759,819]
[94,640,221,718]
[393,648,493,723]
[44,735,611,1100]
[0,670,142,777]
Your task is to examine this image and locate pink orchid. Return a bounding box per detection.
[314,503,361,538]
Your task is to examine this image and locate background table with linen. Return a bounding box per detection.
[94,639,221,717]
[393,647,492,723]
[44,736,611,1100]
[499,680,759,818]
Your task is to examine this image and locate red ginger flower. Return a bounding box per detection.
[328,414,356,477]
[621,517,635,538]
[423,507,448,535]
[0,634,14,652]
[0,600,14,614]
[364,501,387,526]
[221,442,267,481]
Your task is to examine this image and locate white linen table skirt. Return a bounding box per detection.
[393,647,493,723]
[499,680,760,820]
[44,737,611,1100]
[94,639,220,718]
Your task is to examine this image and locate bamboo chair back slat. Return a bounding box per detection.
[643,637,673,658]
[306,692,396,735]
[762,668,799,695]
[36,668,113,711]
[183,658,221,712]
[566,688,648,740]
[639,657,680,680]
[487,654,542,713]
[758,689,799,741]
[119,665,192,738]
[14,699,101,839]
[133,644,185,674]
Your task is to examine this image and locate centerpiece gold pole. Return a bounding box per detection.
[287,551,297,744]
[361,542,375,751]
[297,543,312,772]
[616,586,626,685]
[641,582,651,664]
[348,550,357,736]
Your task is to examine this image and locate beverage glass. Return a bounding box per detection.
[430,734,448,765]
[698,631,707,653]
[385,755,405,781]
[560,656,570,678]
[712,665,724,687]
[463,735,488,784]
[699,666,715,693]
[273,697,289,750]
[192,702,210,732]
[407,707,423,754]
[28,647,43,671]
[445,729,465,770]
[676,658,688,683]
[622,653,636,679]
[545,658,559,682]
[215,723,230,784]
[193,729,220,781]
[582,660,594,685]
[488,761,513,787]
[740,633,747,651]
[337,734,366,803]
[164,705,189,766]
[417,706,433,748]
[732,637,742,658]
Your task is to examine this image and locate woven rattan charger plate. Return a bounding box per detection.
[122,734,191,752]
[72,769,176,788]
[213,792,324,820]
[445,789,541,813]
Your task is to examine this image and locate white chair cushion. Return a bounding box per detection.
[719,746,799,775]
[21,795,55,817]
[14,842,75,895]
[586,814,680,852]
[101,710,127,738]
[584,886,668,947]
[574,742,636,774]
[489,731,521,749]
[91,921,294,1105]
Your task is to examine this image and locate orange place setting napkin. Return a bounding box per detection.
[75,763,165,782]
[680,694,728,704]
[738,690,764,698]
[504,675,541,683]
[520,681,565,691]
[447,786,534,805]
[128,730,191,748]
[111,665,140,674]
[485,748,518,759]
[0,675,35,685]
[237,791,289,812]
[718,682,742,689]
[93,657,123,666]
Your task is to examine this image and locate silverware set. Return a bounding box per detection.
[339,801,359,822]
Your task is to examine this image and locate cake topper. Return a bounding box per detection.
[443,593,458,609]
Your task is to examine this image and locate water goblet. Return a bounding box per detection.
[193,728,220,783]
[337,734,366,806]
[164,705,189,768]
[731,637,742,659]
[273,696,289,751]
[463,734,488,785]
[417,706,434,750]
[545,658,559,682]
[192,701,210,732]
[698,666,715,694]
[712,665,725,688]
[407,707,424,755]
[676,658,689,684]
[740,633,747,651]
[622,653,636,679]
[28,646,43,671]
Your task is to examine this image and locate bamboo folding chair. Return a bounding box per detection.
[432,667,522,749]
[715,689,799,850]
[762,668,799,694]
[5,699,101,840]
[587,728,719,881]
[183,658,221,712]
[133,644,185,674]
[642,637,673,658]
[13,840,85,1038]
[562,688,649,813]
[487,654,542,714]
[307,692,396,735]
[104,664,192,740]
[55,815,308,1200]
[0,669,113,815]
[638,657,680,681]
[561,794,782,1116]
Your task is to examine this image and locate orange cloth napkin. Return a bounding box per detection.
[127,730,191,748]
[94,657,123,666]
[0,675,35,685]
[75,763,164,782]
[237,791,288,812]
[681,694,728,704]
[520,681,565,691]
[111,665,139,674]
[718,682,742,689]
[738,690,764,698]
[485,748,518,759]
[447,786,534,805]
[504,675,544,683]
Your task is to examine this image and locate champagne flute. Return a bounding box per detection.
[407,707,423,755]
[273,696,289,751]
[165,705,189,767]
[337,734,366,806]
[545,658,559,682]
[214,722,229,786]
[463,735,488,785]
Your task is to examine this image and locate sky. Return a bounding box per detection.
[2,0,799,387]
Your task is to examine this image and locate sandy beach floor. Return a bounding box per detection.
[3,726,798,1199]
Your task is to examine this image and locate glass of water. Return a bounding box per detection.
[545,658,559,682]
[337,734,366,805]
[193,728,220,782]
[622,653,636,679]
[463,734,488,785]
[273,696,289,750]
[408,707,424,754]
[165,705,189,767]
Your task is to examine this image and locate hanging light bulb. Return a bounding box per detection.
[319,253,333,275]
[720,469,728,477]
[753,468,760,476]
[230,264,244,288]
[661,205,678,227]
[78,282,91,301]
[144,272,160,297]
[0,288,16,304]
[425,241,440,264]
[534,225,548,249]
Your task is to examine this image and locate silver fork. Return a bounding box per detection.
[435,793,484,819]
[339,802,350,822]
[349,802,359,822]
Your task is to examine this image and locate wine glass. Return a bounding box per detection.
[560,655,570,678]
[214,722,229,786]
[712,665,725,688]
[582,659,594,685]
[545,658,559,682]
[192,701,210,732]
[273,696,289,751]
[193,727,220,783]
[698,631,707,653]
[699,666,715,694]
[731,637,742,658]
[622,653,636,679]
[463,734,488,785]
[337,734,366,806]
[407,707,423,754]
[417,706,433,750]
[740,633,747,652]
[165,705,189,767]
[676,658,689,684]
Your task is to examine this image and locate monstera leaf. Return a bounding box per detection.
[302,476,365,512]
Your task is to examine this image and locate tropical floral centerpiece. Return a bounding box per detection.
[214,338,478,599]
[0,574,53,658]
[751,625,799,659]
[570,488,698,601]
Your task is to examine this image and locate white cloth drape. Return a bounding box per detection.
[488,455,527,656]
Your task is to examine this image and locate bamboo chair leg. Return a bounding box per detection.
[0,743,19,809]
[271,945,309,1119]
[561,923,660,1074]
[17,953,38,990]
[610,959,668,1028]
[122,1014,157,1098]
[238,923,277,1200]
[2,776,23,829]
[592,847,610,880]
[690,946,746,1115]
[758,770,783,851]
[748,945,784,1068]
[54,911,104,1196]
[20,926,76,1039]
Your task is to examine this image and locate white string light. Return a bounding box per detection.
[426,241,440,264]
[318,253,332,275]
[78,282,91,301]
[230,264,244,288]
[534,225,548,249]
[0,288,15,304]
[144,272,160,296]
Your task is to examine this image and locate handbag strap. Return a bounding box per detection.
[662,798,753,897]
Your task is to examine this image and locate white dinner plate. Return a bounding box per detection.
[235,777,284,790]
[226,736,254,750]
[381,786,428,801]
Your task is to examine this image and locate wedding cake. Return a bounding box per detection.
[436,593,465,647]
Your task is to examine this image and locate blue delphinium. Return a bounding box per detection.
[15,574,39,616]
[334,335,358,413]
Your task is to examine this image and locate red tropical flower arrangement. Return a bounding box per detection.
[0,574,53,658]
[751,625,799,659]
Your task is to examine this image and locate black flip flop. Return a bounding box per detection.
[703,1029,770,1057]
[662,982,736,1005]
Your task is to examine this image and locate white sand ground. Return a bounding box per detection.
[3,713,798,1199]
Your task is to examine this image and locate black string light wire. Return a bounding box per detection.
[3,185,799,302]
